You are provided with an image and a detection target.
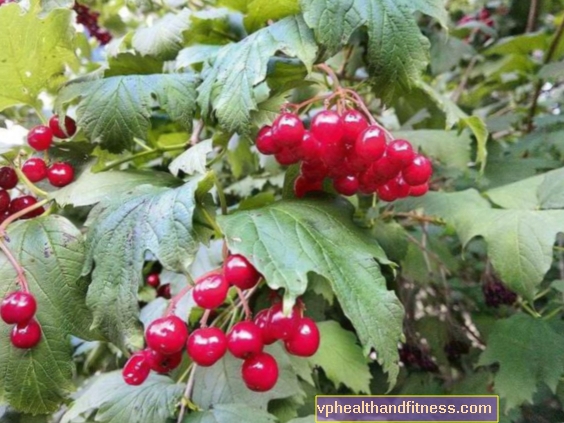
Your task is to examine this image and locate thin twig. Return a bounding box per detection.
[190,120,205,146]
[0,239,29,291]
[452,56,479,103]
[177,364,198,423]
[526,0,540,33]
[0,199,50,236]
[315,63,341,90]
[235,287,251,320]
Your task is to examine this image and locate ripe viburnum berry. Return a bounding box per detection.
[22,158,48,183]
[27,126,54,151]
[145,316,189,355]
[402,155,432,186]
[193,272,230,309]
[272,113,305,149]
[11,319,42,349]
[227,321,264,359]
[123,351,151,386]
[186,327,228,367]
[1,291,37,325]
[223,254,262,290]
[241,352,279,392]
[310,110,344,145]
[49,115,77,139]
[284,317,320,357]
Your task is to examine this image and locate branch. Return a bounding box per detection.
[0,238,29,292]
[177,364,198,423]
[526,0,540,33]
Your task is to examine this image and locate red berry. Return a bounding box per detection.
[377,183,398,202]
[122,351,151,386]
[145,316,189,355]
[157,284,171,299]
[403,155,432,186]
[242,352,279,392]
[47,162,74,187]
[254,309,277,345]
[256,126,279,155]
[96,29,112,45]
[186,327,227,367]
[267,303,300,341]
[410,183,429,197]
[274,147,302,166]
[387,177,411,199]
[310,110,344,146]
[372,155,402,181]
[355,125,386,163]
[342,110,369,147]
[49,115,77,139]
[0,167,18,189]
[333,175,359,196]
[294,175,322,198]
[0,190,9,213]
[27,126,54,151]
[146,273,160,288]
[193,272,229,309]
[1,291,37,324]
[11,319,41,349]
[227,321,264,359]
[145,348,183,373]
[9,196,44,219]
[224,254,261,290]
[386,139,415,167]
[300,160,327,182]
[272,113,305,149]
[320,141,346,168]
[301,131,321,161]
[284,317,320,357]
[22,158,48,183]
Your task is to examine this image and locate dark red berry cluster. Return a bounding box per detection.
[458,8,494,27]
[399,344,439,372]
[0,167,45,223]
[256,110,433,200]
[0,291,41,349]
[0,0,16,6]
[482,278,517,308]
[124,254,320,393]
[74,2,112,45]
[146,272,172,299]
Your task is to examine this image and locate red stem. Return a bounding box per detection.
[235,287,252,320]
[0,239,29,292]
[165,284,194,316]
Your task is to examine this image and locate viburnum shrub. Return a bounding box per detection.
[0,1,564,422]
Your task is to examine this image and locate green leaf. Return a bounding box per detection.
[83,175,209,350]
[393,130,472,170]
[175,45,222,71]
[169,140,214,176]
[0,216,97,414]
[301,0,447,100]
[61,372,183,423]
[132,9,192,59]
[183,404,276,423]
[105,53,165,77]
[399,190,564,300]
[371,220,409,263]
[218,198,404,386]
[307,321,371,393]
[287,417,315,423]
[459,116,489,172]
[538,60,564,79]
[192,344,302,409]
[58,74,199,153]
[244,0,300,32]
[537,167,564,209]
[51,167,179,207]
[430,32,475,75]
[485,32,550,56]
[197,15,317,133]
[478,314,564,411]
[0,0,78,110]
[485,173,545,210]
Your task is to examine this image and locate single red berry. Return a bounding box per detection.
[267,303,300,341]
[333,175,359,196]
[145,348,183,373]
[254,309,277,345]
[0,167,18,190]
[146,273,160,288]
[122,351,151,386]
[272,113,305,149]
[224,254,261,290]
[274,147,302,166]
[478,8,490,20]
[256,126,279,155]
[22,158,48,183]
[284,317,320,357]
[372,155,402,181]
[386,139,415,167]
[300,160,327,182]
[376,183,398,202]
[0,190,10,213]
[1,291,37,325]
[294,175,323,198]
[49,115,77,139]
[320,141,346,168]
[301,131,321,161]
[47,162,74,187]
[410,183,429,197]
[186,327,228,367]
[387,176,411,199]
[193,272,229,309]
[342,109,369,147]
[11,319,41,349]
[355,125,386,163]
[310,110,344,146]
[403,155,432,186]
[157,284,171,299]
[27,126,54,151]
[242,352,279,392]
[145,316,189,355]
[227,321,264,359]
[9,196,44,219]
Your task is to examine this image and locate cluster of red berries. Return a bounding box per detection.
[124,254,320,392]
[256,109,433,201]
[482,278,517,308]
[74,2,112,45]
[24,115,77,188]
[399,344,438,372]
[0,291,41,349]
[146,273,171,299]
[0,167,45,222]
